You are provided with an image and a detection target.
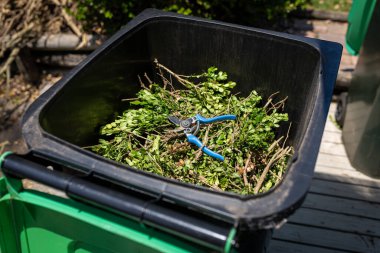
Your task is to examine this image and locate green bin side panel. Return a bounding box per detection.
[346,0,377,56]
[0,177,20,253]
[0,181,209,253]
[0,198,19,253]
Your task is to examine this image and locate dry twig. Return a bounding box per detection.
[243,153,252,190]
[254,146,292,194]
[0,48,20,75]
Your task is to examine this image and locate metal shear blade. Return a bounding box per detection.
[168,116,181,126]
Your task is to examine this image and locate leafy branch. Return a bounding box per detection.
[90,60,293,195]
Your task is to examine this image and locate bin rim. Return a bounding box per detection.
[21,9,342,229]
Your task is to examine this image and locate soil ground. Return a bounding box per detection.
[0,73,62,154]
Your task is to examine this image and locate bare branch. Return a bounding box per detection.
[243,152,252,190]
[254,146,292,194]
[0,47,20,75]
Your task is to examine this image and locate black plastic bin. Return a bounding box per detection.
[20,9,341,252]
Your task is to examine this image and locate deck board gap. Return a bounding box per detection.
[299,207,380,222]
[305,191,380,205]
[270,239,354,253]
[312,177,380,189]
[286,221,380,239]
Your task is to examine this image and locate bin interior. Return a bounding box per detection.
[39,18,320,152]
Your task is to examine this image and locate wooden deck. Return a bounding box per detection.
[268,103,380,253]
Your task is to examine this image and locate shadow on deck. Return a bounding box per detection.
[269,104,380,253]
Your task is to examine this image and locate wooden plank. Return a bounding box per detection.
[314,166,380,189]
[273,101,380,252]
[328,103,337,114]
[269,239,347,253]
[321,131,343,144]
[288,208,380,237]
[272,223,380,252]
[323,108,342,133]
[323,124,341,134]
[323,122,341,134]
[316,153,354,170]
[303,193,380,220]
[309,179,380,203]
[322,119,342,133]
[318,142,347,157]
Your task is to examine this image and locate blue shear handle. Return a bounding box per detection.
[202,147,224,161]
[196,114,236,124]
[186,134,225,161]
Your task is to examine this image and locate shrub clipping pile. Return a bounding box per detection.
[90,60,293,195]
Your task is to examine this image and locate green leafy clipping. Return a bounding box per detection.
[90,62,293,195]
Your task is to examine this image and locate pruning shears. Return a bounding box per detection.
[168,114,237,161]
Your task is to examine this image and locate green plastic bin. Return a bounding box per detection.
[346,0,377,55]
[0,176,213,253]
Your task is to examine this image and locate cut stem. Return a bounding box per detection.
[254,146,291,194]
